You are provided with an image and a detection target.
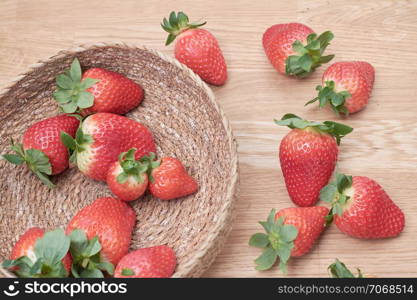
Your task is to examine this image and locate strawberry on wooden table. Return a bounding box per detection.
[306,61,375,115]
[249,207,329,273]
[2,114,80,187]
[2,228,72,278]
[61,112,156,181]
[66,197,136,267]
[263,23,334,77]
[162,11,227,86]
[114,245,176,278]
[321,173,405,239]
[146,155,198,200]
[53,58,143,115]
[275,114,353,207]
[106,148,155,202]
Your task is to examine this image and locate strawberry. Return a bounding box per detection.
[328,259,363,278]
[146,156,198,200]
[263,23,334,77]
[66,197,136,267]
[2,114,80,187]
[114,245,176,278]
[106,148,152,202]
[53,58,143,115]
[249,207,328,273]
[275,114,353,207]
[306,61,375,115]
[61,112,156,181]
[321,173,405,239]
[161,11,227,86]
[2,228,72,278]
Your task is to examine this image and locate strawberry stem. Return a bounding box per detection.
[1,138,55,188]
[274,113,353,145]
[285,31,335,78]
[53,58,100,114]
[320,173,353,221]
[161,11,206,46]
[249,209,298,274]
[305,80,352,116]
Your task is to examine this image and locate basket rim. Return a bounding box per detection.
[0,42,239,278]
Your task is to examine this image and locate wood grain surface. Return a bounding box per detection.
[1,0,416,277]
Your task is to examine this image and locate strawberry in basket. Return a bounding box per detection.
[53,58,143,115]
[2,114,80,187]
[61,112,156,181]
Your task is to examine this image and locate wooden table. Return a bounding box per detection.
[1,0,416,277]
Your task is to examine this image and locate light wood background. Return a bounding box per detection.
[1,0,416,277]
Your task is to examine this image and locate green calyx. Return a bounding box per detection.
[249,209,298,274]
[274,113,353,146]
[306,81,352,116]
[320,173,353,224]
[285,31,334,78]
[53,58,99,114]
[116,148,150,184]
[60,126,93,164]
[69,229,114,278]
[2,229,70,278]
[138,152,161,183]
[328,259,363,278]
[2,138,55,188]
[161,11,206,46]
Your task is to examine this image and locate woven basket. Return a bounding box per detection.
[0,44,239,278]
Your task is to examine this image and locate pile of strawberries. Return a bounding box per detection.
[1,11,406,278]
[2,54,198,277]
[248,24,405,275]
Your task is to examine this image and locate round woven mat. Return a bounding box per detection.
[0,44,239,278]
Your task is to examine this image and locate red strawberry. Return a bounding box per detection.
[114,245,176,278]
[321,174,405,239]
[147,156,198,200]
[263,23,334,77]
[61,112,156,181]
[306,61,375,115]
[2,114,80,187]
[3,228,72,278]
[162,11,227,86]
[53,58,143,115]
[249,206,328,273]
[275,114,353,207]
[106,148,150,202]
[66,197,136,266]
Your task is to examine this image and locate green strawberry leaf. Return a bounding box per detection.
[280,225,298,243]
[77,91,94,109]
[69,58,82,83]
[60,132,76,150]
[34,229,70,266]
[69,229,114,278]
[121,268,135,276]
[328,259,363,278]
[2,154,25,165]
[80,268,104,278]
[249,233,269,248]
[255,247,278,271]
